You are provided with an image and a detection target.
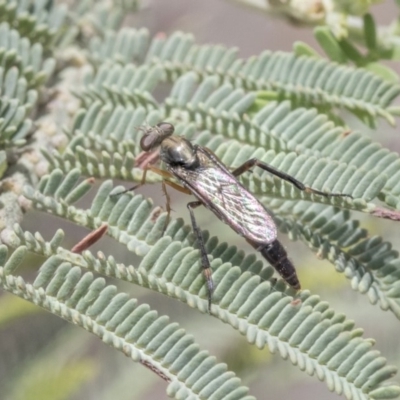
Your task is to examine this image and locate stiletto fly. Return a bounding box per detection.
[123,122,352,313]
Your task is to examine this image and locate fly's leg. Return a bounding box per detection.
[135,149,160,169]
[110,167,191,235]
[187,200,214,314]
[161,180,171,236]
[110,167,149,197]
[164,180,192,195]
[162,179,194,235]
[162,180,192,234]
[231,159,353,198]
[111,166,174,196]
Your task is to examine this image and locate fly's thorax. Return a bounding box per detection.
[160,136,200,169]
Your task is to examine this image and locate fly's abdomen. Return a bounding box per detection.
[257,240,300,290]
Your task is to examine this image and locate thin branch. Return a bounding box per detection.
[371,207,400,221]
[140,359,171,382]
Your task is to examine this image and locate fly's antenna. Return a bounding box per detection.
[134,121,151,136]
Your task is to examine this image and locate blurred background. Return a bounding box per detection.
[2,1,400,399]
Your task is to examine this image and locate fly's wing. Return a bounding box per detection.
[173,163,277,244]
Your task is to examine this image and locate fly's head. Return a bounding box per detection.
[139,122,174,151]
[140,122,199,170]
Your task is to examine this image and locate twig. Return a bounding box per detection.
[71,224,108,253]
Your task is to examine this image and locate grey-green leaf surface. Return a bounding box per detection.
[15,173,400,399]
[0,246,254,400]
[86,30,400,126]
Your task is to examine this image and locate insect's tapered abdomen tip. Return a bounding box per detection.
[286,274,300,291]
[257,240,301,290]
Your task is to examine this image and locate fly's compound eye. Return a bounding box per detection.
[140,122,175,151]
[156,122,174,136]
[140,132,158,151]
